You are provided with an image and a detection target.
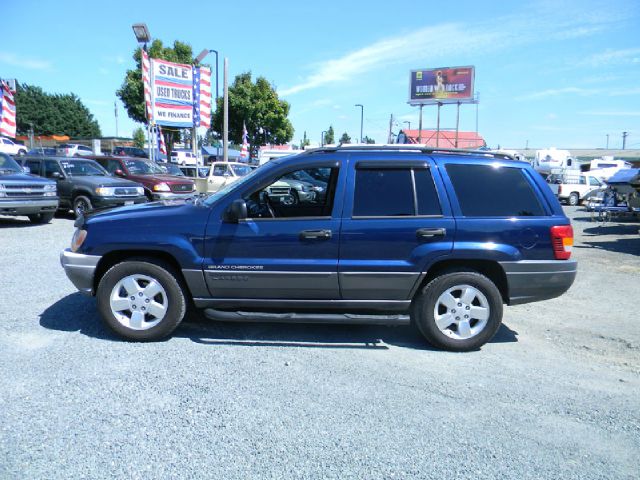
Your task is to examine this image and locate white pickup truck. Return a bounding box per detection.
[546,172,605,206]
[0,137,28,156]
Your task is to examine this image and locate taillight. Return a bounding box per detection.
[558,185,562,195]
[550,225,573,260]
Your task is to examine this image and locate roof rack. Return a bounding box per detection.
[303,144,515,160]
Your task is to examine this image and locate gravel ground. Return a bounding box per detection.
[0,207,638,479]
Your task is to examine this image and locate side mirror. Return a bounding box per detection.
[22,166,30,173]
[114,169,125,177]
[51,172,62,179]
[225,199,247,223]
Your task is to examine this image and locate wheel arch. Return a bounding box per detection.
[414,259,509,304]
[93,249,189,297]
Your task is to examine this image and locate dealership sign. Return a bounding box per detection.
[409,66,475,105]
[143,56,212,128]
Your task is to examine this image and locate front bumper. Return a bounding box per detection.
[0,198,59,215]
[151,191,197,200]
[60,249,101,295]
[92,195,147,209]
[500,260,578,305]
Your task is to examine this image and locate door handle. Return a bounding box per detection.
[416,228,446,239]
[300,229,332,240]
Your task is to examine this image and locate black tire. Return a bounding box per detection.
[73,195,92,218]
[28,212,55,224]
[569,192,579,206]
[412,271,503,352]
[96,260,187,341]
[17,149,27,156]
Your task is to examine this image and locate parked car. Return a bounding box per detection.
[90,156,196,201]
[203,162,254,193]
[170,150,198,166]
[112,146,148,158]
[60,145,576,351]
[0,137,28,156]
[27,147,57,156]
[179,166,209,179]
[280,168,327,203]
[546,172,605,205]
[22,156,146,217]
[0,153,58,223]
[56,144,94,157]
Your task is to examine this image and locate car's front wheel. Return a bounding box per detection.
[96,260,186,341]
[569,192,580,206]
[73,195,92,218]
[28,212,55,224]
[412,271,503,351]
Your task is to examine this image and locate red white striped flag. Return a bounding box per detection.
[157,126,167,155]
[198,66,212,128]
[141,49,152,120]
[240,122,250,159]
[0,81,16,138]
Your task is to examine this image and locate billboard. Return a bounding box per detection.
[409,66,475,105]
[151,58,194,128]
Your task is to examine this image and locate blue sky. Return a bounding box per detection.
[3,0,639,149]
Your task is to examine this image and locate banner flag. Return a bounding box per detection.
[0,81,17,138]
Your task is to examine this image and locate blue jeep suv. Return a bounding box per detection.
[60,146,576,351]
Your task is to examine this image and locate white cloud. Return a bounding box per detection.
[577,47,640,67]
[279,8,618,96]
[0,52,52,70]
[579,110,640,116]
[517,86,640,100]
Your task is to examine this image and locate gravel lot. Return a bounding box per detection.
[1,207,638,479]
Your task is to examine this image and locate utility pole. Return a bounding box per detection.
[606,134,609,149]
[388,114,394,143]
[223,58,228,162]
[418,105,423,144]
[114,100,118,138]
[622,131,628,150]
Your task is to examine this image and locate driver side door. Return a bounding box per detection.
[203,162,344,300]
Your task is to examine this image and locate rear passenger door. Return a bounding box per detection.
[339,156,455,301]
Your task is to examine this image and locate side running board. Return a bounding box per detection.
[203,309,410,326]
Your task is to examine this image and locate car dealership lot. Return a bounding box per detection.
[0,208,638,479]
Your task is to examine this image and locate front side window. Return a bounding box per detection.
[589,177,601,186]
[244,166,337,219]
[213,165,229,176]
[44,160,63,178]
[446,164,544,217]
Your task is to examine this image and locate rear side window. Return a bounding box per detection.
[446,164,545,217]
[353,167,441,217]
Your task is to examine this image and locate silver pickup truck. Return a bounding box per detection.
[0,153,58,223]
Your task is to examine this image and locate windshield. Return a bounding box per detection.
[203,163,271,206]
[60,159,107,176]
[124,159,163,175]
[230,164,253,177]
[0,153,22,174]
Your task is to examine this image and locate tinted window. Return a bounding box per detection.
[44,160,63,178]
[414,169,442,215]
[25,159,41,175]
[354,169,414,217]
[446,164,544,217]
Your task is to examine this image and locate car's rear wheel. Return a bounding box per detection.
[569,192,580,206]
[28,212,55,224]
[412,271,503,351]
[96,260,186,341]
[73,196,92,218]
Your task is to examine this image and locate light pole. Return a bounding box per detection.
[131,23,152,160]
[321,130,327,146]
[354,104,363,143]
[403,120,411,132]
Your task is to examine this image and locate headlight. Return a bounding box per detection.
[70,228,87,252]
[153,183,171,192]
[313,186,324,192]
[44,184,57,191]
[299,184,308,192]
[95,187,117,196]
[136,186,145,195]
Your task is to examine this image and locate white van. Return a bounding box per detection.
[170,150,199,166]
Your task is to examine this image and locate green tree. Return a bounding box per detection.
[339,132,351,144]
[14,84,101,137]
[132,127,145,148]
[362,135,376,144]
[324,126,335,145]
[211,72,294,150]
[300,131,310,149]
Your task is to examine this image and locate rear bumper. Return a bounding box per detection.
[60,249,101,295]
[500,260,577,305]
[0,198,59,215]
